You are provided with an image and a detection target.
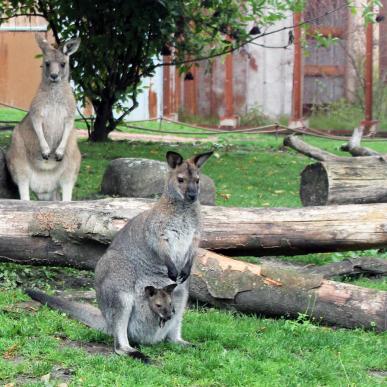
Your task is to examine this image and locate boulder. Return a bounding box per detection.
[0,149,19,199]
[101,158,216,205]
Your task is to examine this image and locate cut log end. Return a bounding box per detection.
[300,163,329,206]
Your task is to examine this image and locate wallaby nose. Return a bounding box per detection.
[187,192,197,201]
[50,74,59,81]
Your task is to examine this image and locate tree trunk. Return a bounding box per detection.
[300,157,387,206]
[90,99,115,142]
[1,199,387,263]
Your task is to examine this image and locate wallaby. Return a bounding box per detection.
[6,34,81,201]
[94,150,213,361]
[26,150,213,363]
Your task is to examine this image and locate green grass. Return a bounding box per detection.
[0,109,386,386]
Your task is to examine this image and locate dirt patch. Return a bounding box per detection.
[2,300,42,314]
[59,338,111,356]
[2,362,74,386]
[77,129,217,143]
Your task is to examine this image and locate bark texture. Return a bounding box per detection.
[300,157,387,206]
[1,199,387,263]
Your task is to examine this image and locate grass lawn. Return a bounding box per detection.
[0,110,386,386]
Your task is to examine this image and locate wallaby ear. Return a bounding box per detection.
[192,151,213,168]
[144,286,156,297]
[163,283,177,294]
[35,33,51,54]
[60,38,81,56]
[166,151,183,169]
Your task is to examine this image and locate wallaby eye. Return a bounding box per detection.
[45,61,50,68]
[60,62,66,68]
[156,303,162,308]
[196,178,200,184]
[177,177,184,183]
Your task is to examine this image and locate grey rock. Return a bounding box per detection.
[101,158,216,205]
[0,148,19,199]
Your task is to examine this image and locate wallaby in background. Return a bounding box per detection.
[6,34,81,201]
[26,150,213,363]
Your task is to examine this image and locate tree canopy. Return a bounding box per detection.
[0,0,381,141]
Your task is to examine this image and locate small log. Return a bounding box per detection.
[307,257,387,278]
[284,135,341,161]
[259,257,387,279]
[300,157,387,206]
[1,199,387,261]
[341,127,382,157]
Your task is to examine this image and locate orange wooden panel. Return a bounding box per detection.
[304,65,345,77]
[0,31,46,110]
[307,26,345,38]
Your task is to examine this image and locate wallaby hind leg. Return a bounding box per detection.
[106,291,151,363]
[17,179,30,201]
[60,179,75,201]
[166,285,191,346]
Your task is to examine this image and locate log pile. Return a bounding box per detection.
[0,198,386,332]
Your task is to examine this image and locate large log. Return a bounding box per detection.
[300,157,387,206]
[1,199,387,263]
[191,250,387,332]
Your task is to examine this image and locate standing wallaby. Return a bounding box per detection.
[6,34,81,201]
[94,150,212,361]
[26,150,212,363]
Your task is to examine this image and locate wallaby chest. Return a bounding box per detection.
[37,88,75,149]
[162,214,198,267]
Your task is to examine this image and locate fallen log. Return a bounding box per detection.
[1,199,387,261]
[283,135,341,161]
[191,250,387,332]
[340,127,382,157]
[259,257,387,279]
[300,157,387,206]
[20,249,387,332]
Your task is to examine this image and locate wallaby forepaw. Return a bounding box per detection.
[55,149,64,161]
[178,270,190,283]
[167,266,178,282]
[128,350,152,364]
[41,151,50,160]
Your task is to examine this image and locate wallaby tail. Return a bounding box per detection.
[26,289,108,333]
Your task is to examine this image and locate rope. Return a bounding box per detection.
[0,102,386,141]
